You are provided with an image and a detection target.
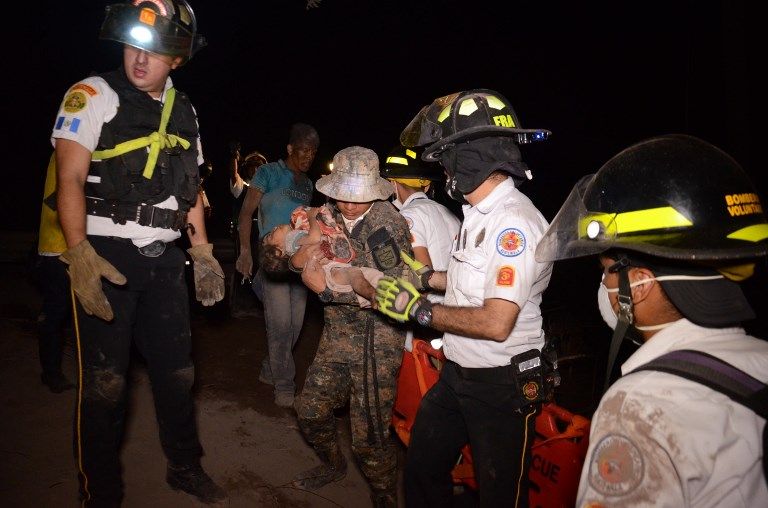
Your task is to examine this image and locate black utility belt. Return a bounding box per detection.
[86,197,188,231]
[452,348,555,404]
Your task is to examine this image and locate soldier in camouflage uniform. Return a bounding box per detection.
[293,146,412,507]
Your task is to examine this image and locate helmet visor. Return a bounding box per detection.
[400,93,460,147]
[100,4,194,58]
[535,174,621,262]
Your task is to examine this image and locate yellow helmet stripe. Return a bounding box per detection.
[727,224,768,242]
[390,177,429,188]
[386,156,409,166]
[580,206,693,237]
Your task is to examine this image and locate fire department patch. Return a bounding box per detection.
[496,228,526,257]
[588,434,644,496]
[63,91,88,113]
[522,381,539,400]
[496,265,515,286]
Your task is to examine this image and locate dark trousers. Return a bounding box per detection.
[405,361,538,508]
[74,237,202,505]
[36,255,70,375]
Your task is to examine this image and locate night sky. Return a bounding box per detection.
[6,0,764,237]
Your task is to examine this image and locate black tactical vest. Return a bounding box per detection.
[86,69,200,212]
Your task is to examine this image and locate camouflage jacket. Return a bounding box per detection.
[317,200,412,359]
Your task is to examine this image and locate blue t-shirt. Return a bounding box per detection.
[251,160,313,238]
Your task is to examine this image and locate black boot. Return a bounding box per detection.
[166,462,227,504]
[292,446,347,490]
[370,488,398,508]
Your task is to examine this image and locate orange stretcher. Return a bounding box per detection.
[392,339,591,508]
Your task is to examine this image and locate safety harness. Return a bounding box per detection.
[631,349,768,480]
[86,82,195,231]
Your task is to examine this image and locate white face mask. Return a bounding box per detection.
[391,182,404,210]
[598,272,717,331]
[597,282,619,330]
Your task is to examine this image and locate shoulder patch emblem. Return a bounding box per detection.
[588,434,644,497]
[496,265,515,286]
[72,83,98,96]
[367,227,400,271]
[63,91,88,113]
[496,228,526,257]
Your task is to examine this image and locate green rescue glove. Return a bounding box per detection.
[60,239,127,321]
[400,250,435,290]
[187,243,225,306]
[376,276,423,322]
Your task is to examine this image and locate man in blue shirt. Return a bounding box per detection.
[236,123,319,407]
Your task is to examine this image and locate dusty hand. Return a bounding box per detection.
[301,256,327,293]
[187,244,225,306]
[375,276,423,322]
[400,250,434,290]
[235,249,253,277]
[59,239,126,321]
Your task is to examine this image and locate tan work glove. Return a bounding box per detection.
[59,239,127,321]
[187,243,225,306]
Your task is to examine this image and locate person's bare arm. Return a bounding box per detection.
[425,271,447,291]
[55,139,91,247]
[305,207,323,243]
[346,268,377,305]
[235,186,264,276]
[413,246,432,267]
[186,193,209,246]
[431,298,519,342]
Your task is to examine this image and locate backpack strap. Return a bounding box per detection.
[631,349,768,480]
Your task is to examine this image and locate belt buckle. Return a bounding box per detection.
[138,240,166,257]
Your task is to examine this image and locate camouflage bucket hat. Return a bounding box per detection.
[316,146,393,203]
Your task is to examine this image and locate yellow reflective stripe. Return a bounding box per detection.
[727,224,768,242]
[405,149,416,159]
[90,88,191,179]
[458,98,478,116]
[391,177,429,188]
[580,206,693,237]
[437,104,451,123]
[92,137,153,159]
[386,156,408,166]
[72,288,91,504]
[486,95,505,110]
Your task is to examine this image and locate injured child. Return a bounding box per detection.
[261,204,383,308]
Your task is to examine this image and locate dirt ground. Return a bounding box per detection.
[3,230,764,507]
[0,232,389,508]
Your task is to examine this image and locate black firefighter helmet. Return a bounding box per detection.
[381,145,443,189]
[100,0,206,63]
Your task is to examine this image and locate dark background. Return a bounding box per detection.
[4,0,766,388]
[6,0,764,233]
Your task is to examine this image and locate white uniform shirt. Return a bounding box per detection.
[230,174,247,198]
[577,318,768,507]
[398,192,461,350]
[51,76,204,247]
[399,192,461,279]
[442,178,552,368]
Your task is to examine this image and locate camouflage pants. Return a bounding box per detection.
[295,334,402,491]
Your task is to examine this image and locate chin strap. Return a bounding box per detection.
[603,256,633,392]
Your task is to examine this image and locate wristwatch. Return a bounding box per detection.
[412,298,434,327]
[317,287,333,303]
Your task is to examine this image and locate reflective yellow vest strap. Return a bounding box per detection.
[91,87,191,180]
